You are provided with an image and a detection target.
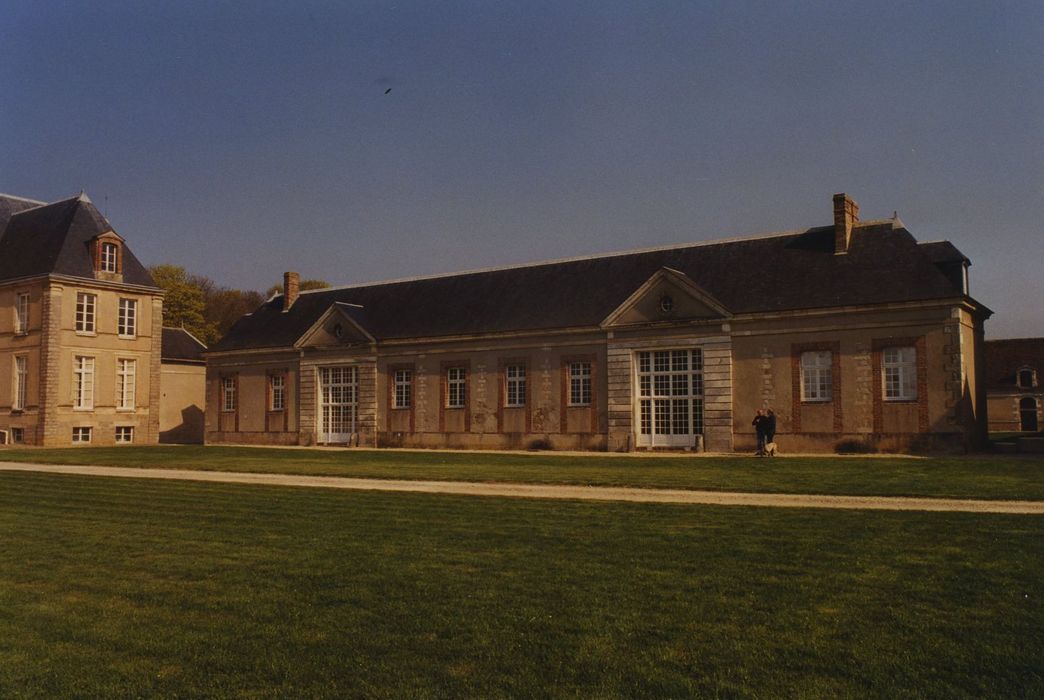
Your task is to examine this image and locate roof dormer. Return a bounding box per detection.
[90,230,125,282]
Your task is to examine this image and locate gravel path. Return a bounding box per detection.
[2,461,1043,514]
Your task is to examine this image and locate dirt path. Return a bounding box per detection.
[3,461,1043,514]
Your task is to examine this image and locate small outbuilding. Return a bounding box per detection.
[160,327,207,443]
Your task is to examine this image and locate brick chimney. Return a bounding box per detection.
[833,193,860,254]
[282,271,300,312]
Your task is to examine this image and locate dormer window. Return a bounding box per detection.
[1018,368,1037,389]
[101,242,118,272]
[92,232,124,277]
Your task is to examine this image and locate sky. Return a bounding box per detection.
[2,1,1042,338]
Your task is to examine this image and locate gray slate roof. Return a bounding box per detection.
[162,327,207,363]
[0,193,156,287]
[213,220,976,352]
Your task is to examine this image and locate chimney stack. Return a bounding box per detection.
[282,271,300,312]
[833,193,859,254]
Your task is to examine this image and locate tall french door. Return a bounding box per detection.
[636,349,704,448]
[319,366,358,444]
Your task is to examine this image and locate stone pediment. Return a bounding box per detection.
[601,267,730,328]
[294,303,375,349]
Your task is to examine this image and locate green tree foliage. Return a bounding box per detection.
[149,265,270,346]
[149,264,215,344]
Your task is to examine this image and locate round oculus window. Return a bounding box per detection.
[659,295,674,313]
[333,323,343,338]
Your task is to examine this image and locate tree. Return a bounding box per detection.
[149,264,218,344]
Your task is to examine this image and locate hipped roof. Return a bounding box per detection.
[0,194,156,287]
[213,220,975,352]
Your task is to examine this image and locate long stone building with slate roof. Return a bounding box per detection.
[205,194,992,453]
[0,192,164,446]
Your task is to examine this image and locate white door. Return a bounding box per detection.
[636,349,704,448]
[319,366,358,444]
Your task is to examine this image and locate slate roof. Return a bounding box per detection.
[0,193,156,287]
[162,327,207,363]
[213,219,977,352]
[985,338,1044,391]
[918,240,969,264]
[0,193,45,233]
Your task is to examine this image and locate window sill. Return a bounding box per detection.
[75,331,97,337]
[883,398,918,403]
[504,404,526,409]
[116,408,136,412]
[118,334,136,340]
[391,406,411,411]
[445,406,465,410]
[800,399,832,404]
[73,407,94,412]
[567,404,592,408]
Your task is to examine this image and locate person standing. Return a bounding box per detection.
[764,409,777,456]
[752,409,767,456]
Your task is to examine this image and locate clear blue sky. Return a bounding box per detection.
[2,1,1041,338]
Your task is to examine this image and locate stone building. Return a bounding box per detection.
[985,338,1043,433]
[159,327,207,444]
[0,192,163,446]
[205,194,990,452]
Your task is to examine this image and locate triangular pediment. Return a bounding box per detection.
[601,267,730,328]
[295,303,375,349]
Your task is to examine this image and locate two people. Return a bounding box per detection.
[752,408,776,456]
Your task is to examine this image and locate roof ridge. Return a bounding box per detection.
[292,225,827,298]
[0,192,47,206]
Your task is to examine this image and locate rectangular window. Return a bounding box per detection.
[72,427,92,443]
[11,427,24,444]
[118,298,137,337]
[637,349,704,439]
[394,369,412,409]
[115,426,134,443]
[883,346,918,401]
[74,356,95,409]
[800,350,833,402]
[101,242,118,273]
[75,292,96,333]
[14,356,28,411]
[270,374,285,411]
[117,359,136,410]
[15,292,29,334]
[222,376,237,412]
[505,364,526,407]
[568,361,592,406]
[446,367,465,408]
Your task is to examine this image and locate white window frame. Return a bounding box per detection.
[14,356,28,411]
[270,374,285,411]
[101,242,118,273]
[446,367,466,409]
[393,369,412,409]
[74,356,95,410]
[568,361,592,407]
[75,292,96,334]
[117,358,136,410]
[118,298,137,338]
[883,346,918,401]
[800,350,833,402]
[15,292,29,334]
[72,426,92,443]
[505,364,526,408]
[115,426,134,443]
[222,376,237,412]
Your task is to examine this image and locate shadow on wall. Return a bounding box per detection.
[160,405,205,444]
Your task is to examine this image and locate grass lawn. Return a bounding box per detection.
[3,445,1044,500]
[1,472,1042,697]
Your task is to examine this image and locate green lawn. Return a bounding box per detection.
[1,472,1041,697]
[3,445,1044,500]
